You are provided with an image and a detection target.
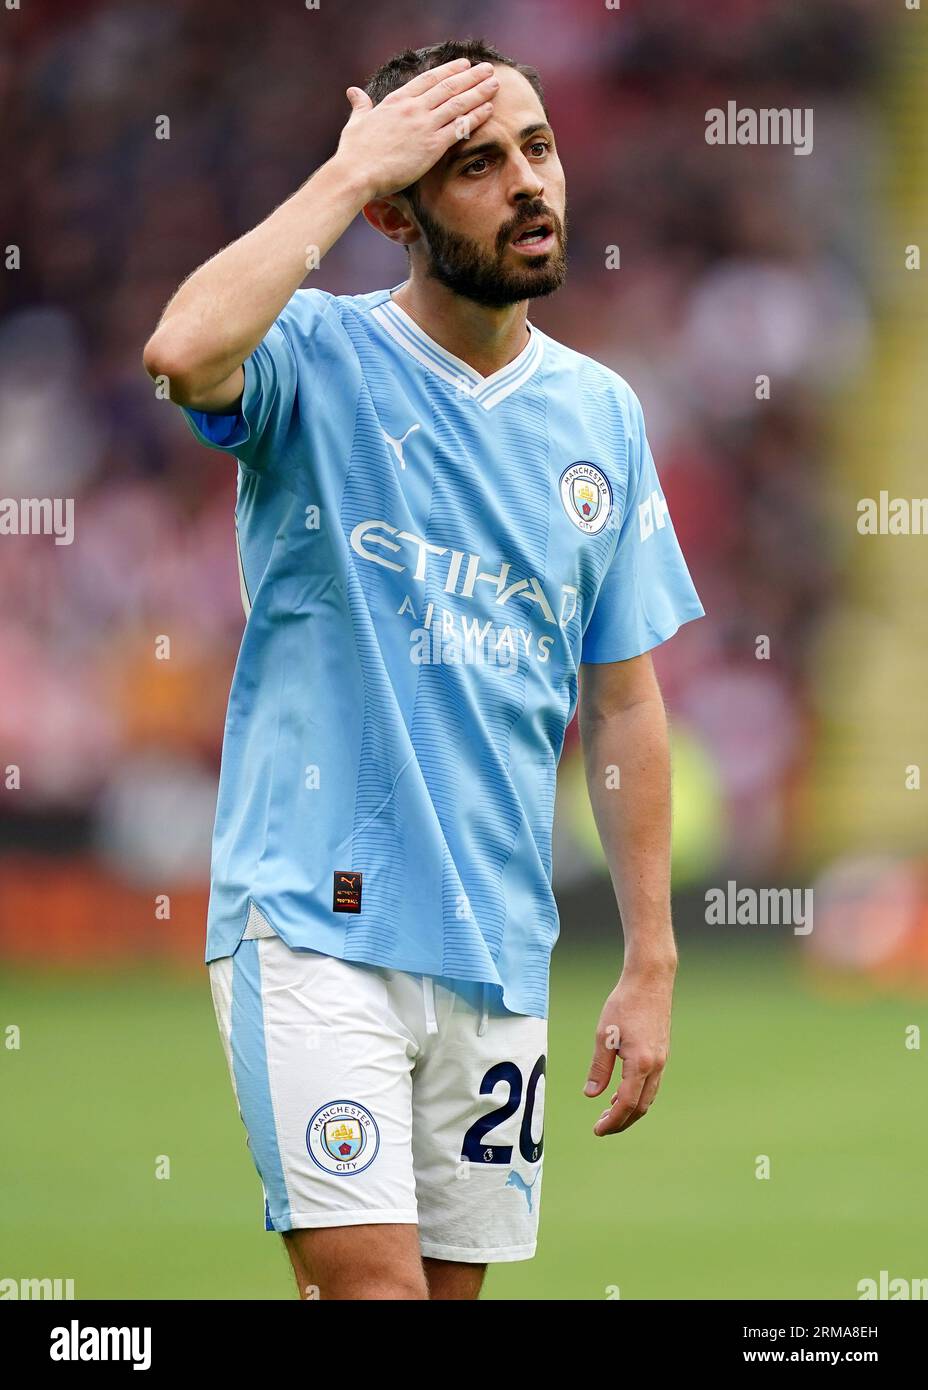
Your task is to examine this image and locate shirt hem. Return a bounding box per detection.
[206,924,550,1018]
[580,602,706,664]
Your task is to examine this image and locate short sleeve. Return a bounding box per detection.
[179,289,329,470]
[581,388,705,663]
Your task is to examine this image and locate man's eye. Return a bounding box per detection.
[463,142,549,174]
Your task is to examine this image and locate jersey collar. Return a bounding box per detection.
[369,282,544,411]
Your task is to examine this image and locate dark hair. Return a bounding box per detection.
[362,39,547,210]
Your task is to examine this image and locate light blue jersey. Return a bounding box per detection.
[181,283,704,1018]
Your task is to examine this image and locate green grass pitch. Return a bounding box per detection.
[1,945,923,1300]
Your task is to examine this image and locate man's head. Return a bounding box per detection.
[361,39,567,309]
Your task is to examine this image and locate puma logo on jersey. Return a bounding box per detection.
[380,422,421,471]
[332,870,362,913]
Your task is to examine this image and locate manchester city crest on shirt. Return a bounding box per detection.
[559,462,613,535]
[306,1100,380,1175]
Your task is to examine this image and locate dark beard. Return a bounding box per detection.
[410,198,568,309]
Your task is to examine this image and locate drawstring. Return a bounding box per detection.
[422,976,491,1036]
[477,982,489,1037]
[422,975,439,1034]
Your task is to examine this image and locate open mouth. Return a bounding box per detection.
[510,220,555,252]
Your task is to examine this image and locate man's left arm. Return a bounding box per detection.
[577,651,677,1137]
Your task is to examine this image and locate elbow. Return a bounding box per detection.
[142,327,201,406]
[143,326,173,382]
[142,328,178,386]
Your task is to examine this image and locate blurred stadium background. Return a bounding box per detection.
[1,0,926,1299]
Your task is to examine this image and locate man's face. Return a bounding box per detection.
[408,65,568,309]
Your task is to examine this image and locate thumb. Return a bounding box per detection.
[584,1032,618,1097]
[345,86,372,113]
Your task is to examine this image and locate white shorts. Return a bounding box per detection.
[208,934,547,1263]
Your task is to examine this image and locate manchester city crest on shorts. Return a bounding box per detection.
[306,1100,380,1176]
[559,462,613,535]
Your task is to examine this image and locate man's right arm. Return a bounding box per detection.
[142,57,500,412]
[142,156,371,411]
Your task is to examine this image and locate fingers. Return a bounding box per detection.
[428,67,499,154]
[349,60,473,113]
[584,1034,619,1099]
[436,100,495,153]
[614,1067,663,1115]
[400,56,473,100]
[434,82,499,147]
[613,1068,664,1134]
[593,1074,644,1136]
[593,1059,663,1137]
[360,59,498,153]
[424,61,498,111]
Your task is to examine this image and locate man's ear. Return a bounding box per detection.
[361,196,420,248]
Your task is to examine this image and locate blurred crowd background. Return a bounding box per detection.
[0,0,924,982]
[4,0,928,1305]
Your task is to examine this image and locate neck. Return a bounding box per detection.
[390,276,530,379]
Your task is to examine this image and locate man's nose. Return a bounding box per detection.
[509,153,545,201]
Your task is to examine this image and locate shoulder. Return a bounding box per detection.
[275,287,343,340]
[533,326,645,437]
[274,285,397,348]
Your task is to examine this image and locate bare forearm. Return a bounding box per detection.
[142,153,369,403]
[142,59,501,408]
[580,694,677,974]
[578,658,678,1134]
